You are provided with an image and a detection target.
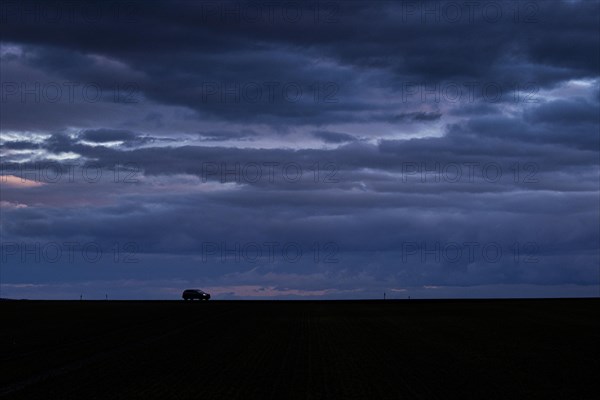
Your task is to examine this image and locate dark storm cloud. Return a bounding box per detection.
[196,129,259,142]
[448,98,600,150]
[80,129,137,143]
[2,0,598,127]
[44,132,75,152]
[2,178,597,294]
[379,111,444,123]
[4,101,598,194]
[526,98,600,125]
[0,140,40,150]
[77,128,175,147]
[312,130,356,143]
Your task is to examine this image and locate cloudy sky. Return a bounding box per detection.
[0,0,598,299]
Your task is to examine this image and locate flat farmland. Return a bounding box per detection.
[1,299,598,399]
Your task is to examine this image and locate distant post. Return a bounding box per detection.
[383,292,386,300]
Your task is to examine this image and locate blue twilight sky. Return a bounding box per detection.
[0,0,599,299]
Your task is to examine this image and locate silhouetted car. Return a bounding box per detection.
[182,289,211,301]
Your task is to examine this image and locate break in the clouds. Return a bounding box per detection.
[0,0,599,299]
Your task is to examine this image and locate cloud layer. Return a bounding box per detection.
[1,0,599,299]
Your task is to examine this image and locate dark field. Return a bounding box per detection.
[1,299,598,399]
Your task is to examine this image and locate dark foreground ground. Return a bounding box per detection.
[1,299,598,399]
